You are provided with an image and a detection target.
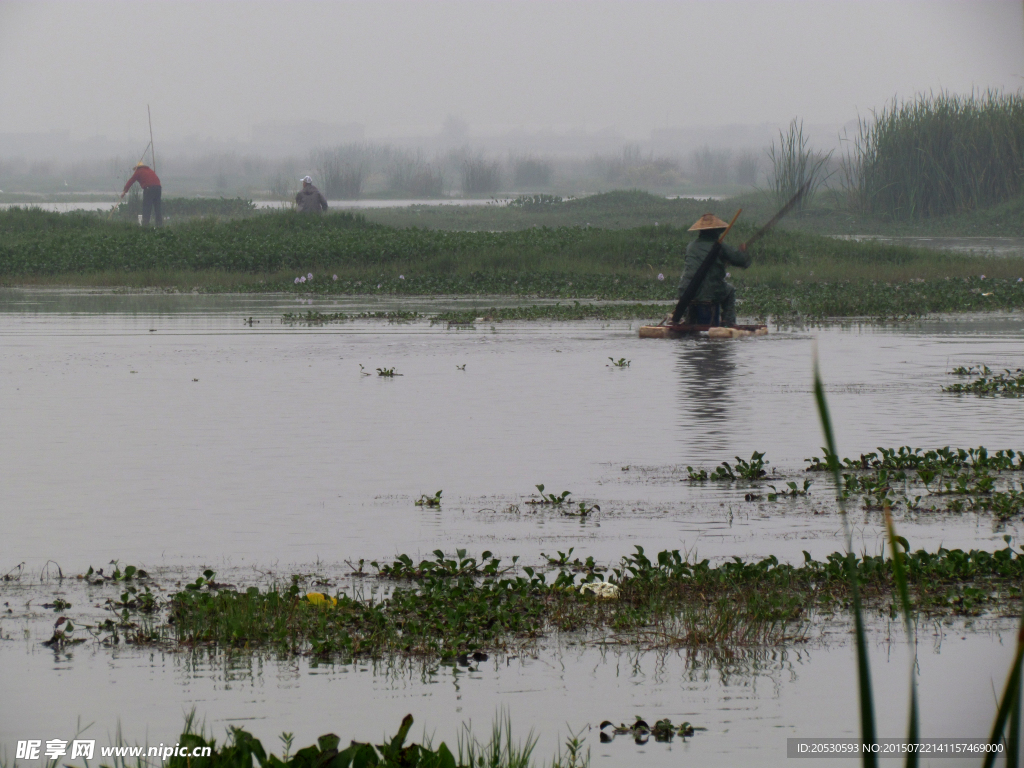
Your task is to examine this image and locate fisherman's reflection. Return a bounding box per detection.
[675,340,736,452]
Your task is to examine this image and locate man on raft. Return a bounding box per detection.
[674,213,751,326]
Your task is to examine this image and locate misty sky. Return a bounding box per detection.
[1,0,1023,144]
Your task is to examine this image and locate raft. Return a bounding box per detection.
[638,323,768,339]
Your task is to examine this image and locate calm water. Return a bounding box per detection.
[835,235,1024,257]
[2,290,1023,765]
[0,193,728,213]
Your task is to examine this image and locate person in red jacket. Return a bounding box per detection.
[121,162,162,226]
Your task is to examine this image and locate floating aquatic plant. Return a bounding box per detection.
[687,451,769,481]
[415,490,442,507]
[944,366,1024,396]
[527,484,572,505]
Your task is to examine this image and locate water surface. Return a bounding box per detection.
[2,292,1023,765]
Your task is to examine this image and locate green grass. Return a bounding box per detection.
[359,188,1024,237]
[113,196,259,221]
[5,205,1024,320]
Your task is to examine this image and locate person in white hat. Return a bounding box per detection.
[675,213,750,325]
[295,175,328,213]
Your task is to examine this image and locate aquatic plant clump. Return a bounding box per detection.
[73,543,1024,664]
[804,446,1024,518]
[164,713,545,768]
[944,365,1024,397]
[687,451,769,481]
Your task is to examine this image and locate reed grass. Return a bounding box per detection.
[844,90,1024,220]
[766,119,833,209]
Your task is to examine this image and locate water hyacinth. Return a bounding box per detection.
[399,275,405,280]
[307,273,313,280]
[300,276,306,283]
[294,277,300,284]
[657,273,664,281]
[333,274,338,281]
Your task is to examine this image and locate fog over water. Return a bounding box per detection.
[1,1,1023,152]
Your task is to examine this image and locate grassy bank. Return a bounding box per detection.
[3,204,1024,319]
[360,189,1024,237]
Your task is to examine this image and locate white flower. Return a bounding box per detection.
[657,273,664,281]
[294,277,300,284]
[333,274,338,281]
[300,276,306,283]
[399,275,405,280]
[726,272,731,278]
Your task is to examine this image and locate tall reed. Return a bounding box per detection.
[842,90,1024,220]
[766,119,832,209]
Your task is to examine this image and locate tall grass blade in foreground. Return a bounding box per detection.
[983,618,1024,768]
[883,506,918,768]
[813,350,877,767]
[817,350,1023,766]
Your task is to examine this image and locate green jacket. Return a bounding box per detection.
[677,232,751,302]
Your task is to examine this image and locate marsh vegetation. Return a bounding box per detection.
[4,199,1024,321]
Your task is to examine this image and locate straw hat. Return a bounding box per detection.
[688,213,729,231]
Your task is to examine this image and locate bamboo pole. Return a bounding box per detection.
[148,105,156,172]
